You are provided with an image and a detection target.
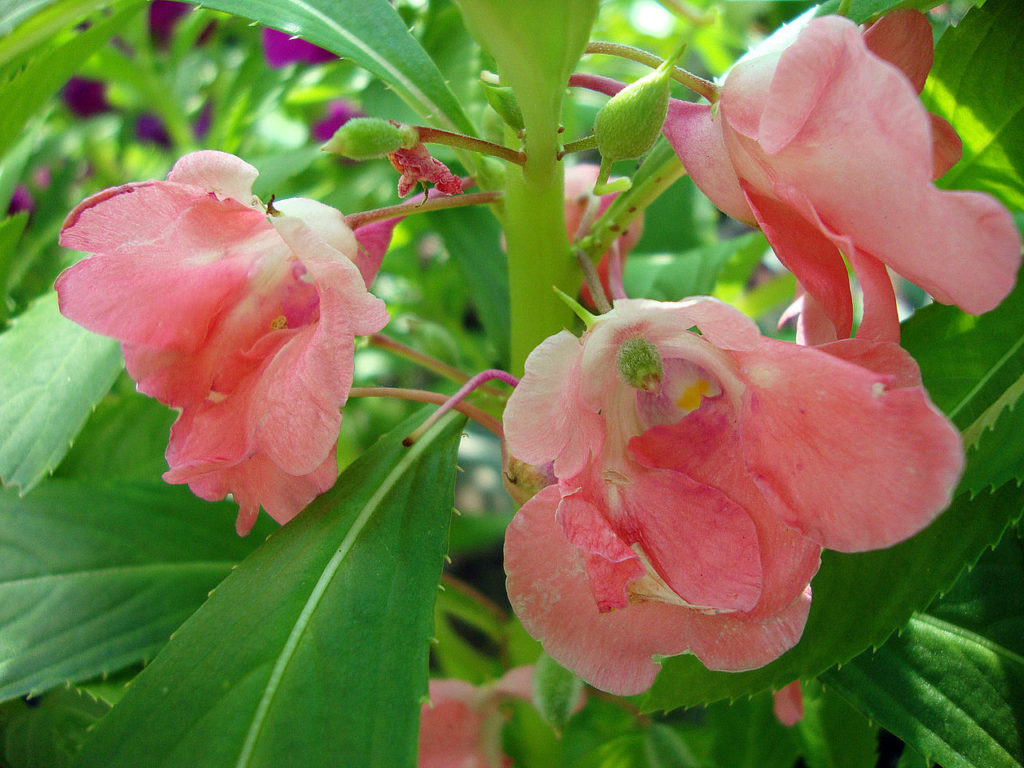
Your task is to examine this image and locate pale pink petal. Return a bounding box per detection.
[773,681,804,726]
[503,331,603,479]
[58,183,272,352]
[862,10,933,93]
[352,217,402,288]
[505,486,812,695]
[491,666,535,702]
[167,149,260,205]
[734,338,964,551]
[663,100,754,224]
[418,682,492,768]
[270,197,358,258]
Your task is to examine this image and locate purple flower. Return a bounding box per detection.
[62,78,112,118]
[262,28,335,68]
[136,113,172,147]
[8,185,34,217]
[312,100,364,143]
[149,1,191,46]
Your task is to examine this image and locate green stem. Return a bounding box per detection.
[559,135,599,158]
[581,142,687,261]
[414,126,525,166]
[344,191,502,229]
[584,41,720,103]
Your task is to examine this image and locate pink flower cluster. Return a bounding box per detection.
[57,151,389,535]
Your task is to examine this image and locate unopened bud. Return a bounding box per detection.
[482,83,525,130]
[616,336,663,391]
[322,117,419,160]
[594,45,684,162]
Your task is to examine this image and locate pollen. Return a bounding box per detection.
[270,315,288,330]
[677,379,710,411]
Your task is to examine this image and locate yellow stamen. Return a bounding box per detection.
[676,379,710,411]
[270,315,288,330]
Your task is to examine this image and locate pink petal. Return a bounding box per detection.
[663,100,754,224]
[624,469,763,612]
[862,10,933,93]
[352,217,402,288]
[167,149,260,205]
[418,681,492,768]
[58,183,273,352]
[773,681,804,726]
[505,486,812,695]
[630,401,821,619]
[742,186,854,340]
[503,331,603,479]
[734,338,964,551]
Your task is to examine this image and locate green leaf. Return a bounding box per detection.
[642,482,1024,712]
[823,527,1024,768]
[703,692,801,768]
[814,0,953,24]
[627,230,767,303]
[0,686,110,768]
[900,278,1024,494]
[184,0,474,134]
[0,292,122,493]
[433,205,510,366]
[0,0,119,64]
[0,1,145,158]
[72,409,464,768]
[0,481,271,703]
[794,680,878,768]
[923,0,1024,209]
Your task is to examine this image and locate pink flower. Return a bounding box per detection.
[503,298,963,694]
[388,144,464,198]
[261,28,335,68]
[418,668,534,768]
[664,10,1021,344]
[56,151,389,535]
[564,163,644,308]
[772,681,804,727]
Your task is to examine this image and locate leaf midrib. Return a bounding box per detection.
[912,612,1024,669]
[233,413,455,768]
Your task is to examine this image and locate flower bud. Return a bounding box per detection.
[616,336,663,391]
[322,117,419,160]
[594,47,683,162]
[482,83,525,130]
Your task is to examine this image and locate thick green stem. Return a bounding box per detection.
[455,0,599,373]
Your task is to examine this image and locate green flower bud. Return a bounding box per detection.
[594,46,684,162]
[616,336,663,392]
[531,653,584,734]
[482,83,525,130]
[321,117,419,159]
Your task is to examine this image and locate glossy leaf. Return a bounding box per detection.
[71,409,464,768]
[433,205,510,366]
[823,527,1024,768]
[0,1,144,157]
[0,292,122,493]
[0,481,271,702]
[183,0,474,134]
[901,279,1024,494]
[924,0,1024,210]
[0,686,109,768]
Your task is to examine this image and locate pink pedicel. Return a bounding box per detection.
[503,298,962,694]
[57,150,389,535]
